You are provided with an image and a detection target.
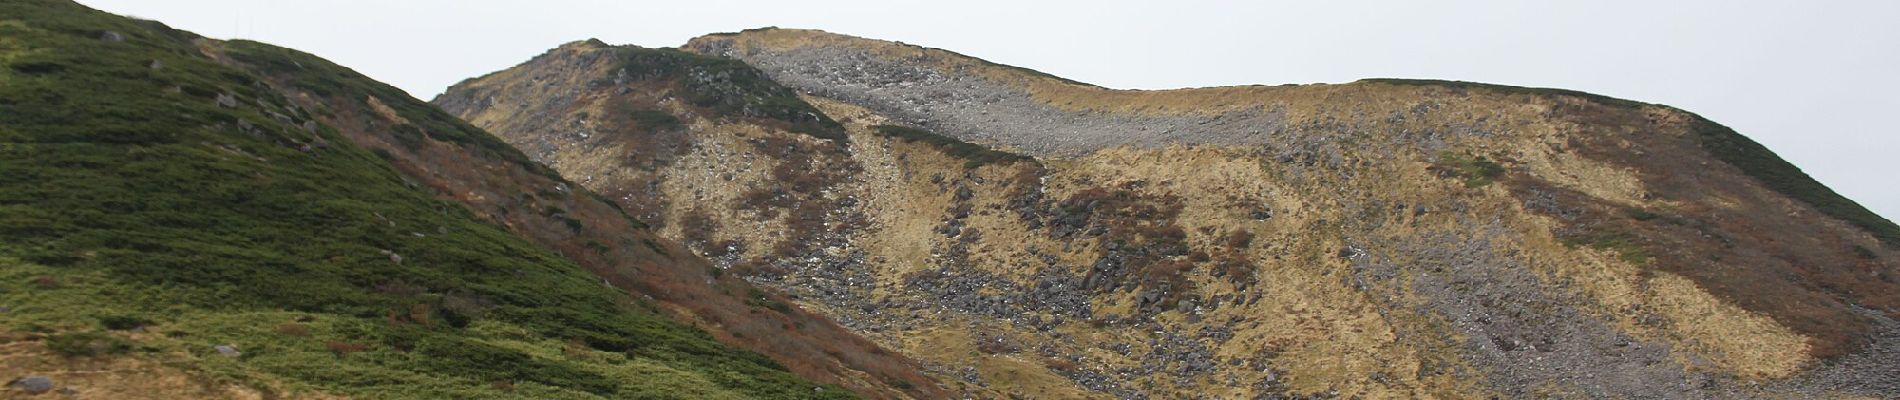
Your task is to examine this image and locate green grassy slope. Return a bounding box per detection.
[0,1,851,398]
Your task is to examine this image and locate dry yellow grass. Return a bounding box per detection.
[363,95,410,125]
[651,120,797,262]
[0,330,342,400]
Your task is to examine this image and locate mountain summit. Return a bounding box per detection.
[437,27,1900,398]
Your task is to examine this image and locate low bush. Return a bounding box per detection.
[1688,118,1900,248]
[1435,151,1505,188]
[628,109,683,132]
[46,332,130,357]
[872,125,1032,168]
[1563,231,1651,264]
[609,46,846,142]
[98,315,149,330]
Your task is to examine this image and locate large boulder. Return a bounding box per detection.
[8,376,54,394]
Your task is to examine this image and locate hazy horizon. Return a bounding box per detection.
[77,0,1900,224]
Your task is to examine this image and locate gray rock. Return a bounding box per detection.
[8,376,53,394]
[215,93,238,109]
[689,41,1292,157]
[214,344,241,357]
[98,31,123,42]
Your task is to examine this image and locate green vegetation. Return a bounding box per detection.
[872,124,1033,169]
[629,108,684,132]
[1562,231,1651,265]
[702,26,784,37]
[99,314,151,330]
[1435,151,1505,188]
[744,287,792,313]
[1624,207,1661,222]
[218,41,559,181]
[44,331,132,357]
[1687,117,1900,248]
[608,45,846,142]
[0,1,851,398]
[1360,78,1648,109]
[1852,245,1878,260]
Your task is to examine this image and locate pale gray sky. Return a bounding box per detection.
[79,0,1899,222]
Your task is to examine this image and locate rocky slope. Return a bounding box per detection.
[439,28,1900,399]
[0,3,938,399]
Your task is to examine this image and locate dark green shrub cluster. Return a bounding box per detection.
[1435,151,1506,188]
[745,287,793,313]
[46,332,131,357]
[872,125,1033,169]
[98,315,150,330]
[1562,231,1651,264]
[608,46,846,142]
[1624,207,1662,222]
[1687,118,1900,248]
[1852,245,1879,260]
[628,109,683,132]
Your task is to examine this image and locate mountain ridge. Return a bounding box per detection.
[2,3,1895,397]
[439,29,1900,398]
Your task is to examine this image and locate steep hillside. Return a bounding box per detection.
[441,28,1900,399]
[0,3,938,399]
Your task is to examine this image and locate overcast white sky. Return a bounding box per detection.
[78,0,1899,222]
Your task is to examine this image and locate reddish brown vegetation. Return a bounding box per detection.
[29,276,59,289]
[325,341,368,357]
[679,208,718,249]
[1510,102,1900,359]
[1225,230,1255,249]
[736,134,862,262]
[1057,188,1209,305]
[1044,357,1077,372]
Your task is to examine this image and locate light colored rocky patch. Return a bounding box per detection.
[815,96,959,288]
[1040,146,1465,398]
[654,121,790,262]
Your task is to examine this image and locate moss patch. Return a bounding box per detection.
[1435,151,1505,188]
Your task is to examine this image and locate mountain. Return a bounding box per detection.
[0,3,940,399]
[437,28,1900,398]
